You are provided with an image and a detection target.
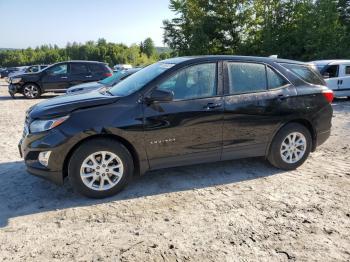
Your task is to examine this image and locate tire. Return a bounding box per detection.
[68,138,134,198]
[267,123,312,170]
[22,83,41,99]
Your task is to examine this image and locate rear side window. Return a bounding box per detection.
[267,66,289,89]
[89,63,108,73]
[281,63,324,85]
[345,66,350,75]
[227,62,267,94]
[70,63,89,75]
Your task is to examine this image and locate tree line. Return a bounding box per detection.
[163,0,350,61]
[0,38,171,67]
[1,0,349,67]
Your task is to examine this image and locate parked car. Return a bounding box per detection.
[66,68,141,94]
[7,66,29,79]
[8,65,48,82]
[19,56,333,198]
[8,61,113,99]
[113,64,132,71]
[0,67,20,78]
[310,60,350,98]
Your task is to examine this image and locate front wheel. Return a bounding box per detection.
[22,83,41,99]
[268,123,312,170]
[68,138,134,198]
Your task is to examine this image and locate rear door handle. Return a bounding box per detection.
[61,76,68,79]
[204,103,222,109]
[85,75,92,78]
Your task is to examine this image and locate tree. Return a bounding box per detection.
[141,38,156,58]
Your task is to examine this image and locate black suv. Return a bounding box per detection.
[8,61,112,99]
[19,56,333,198]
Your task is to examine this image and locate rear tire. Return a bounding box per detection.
[68,138,134,198]
[22,83,41,99]
[268,123,312,170]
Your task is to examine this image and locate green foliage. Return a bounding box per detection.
[164,0,350,60]
[0,38,161,67]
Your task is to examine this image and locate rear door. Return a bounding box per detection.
[323,64,340,91]
[41,63,70,91]
[337,64,350,92]
[89,63,110,81]
[69,63,92,86]
[143,62,224,169]
[222,61,296,160]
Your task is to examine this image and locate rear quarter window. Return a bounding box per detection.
[280,63,324,85]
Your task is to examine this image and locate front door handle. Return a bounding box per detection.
[204,103,222,109]
[61,76,68,79]
[85,75,92,78]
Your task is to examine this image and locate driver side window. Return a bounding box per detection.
[157,63,217,100]
[46,64,68,76]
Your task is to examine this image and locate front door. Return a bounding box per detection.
[69,63,92,87]
[41,63,70,91]
[143,62,224,169]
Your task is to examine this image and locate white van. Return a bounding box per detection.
[310,60,350,98]
[113,64,133,71]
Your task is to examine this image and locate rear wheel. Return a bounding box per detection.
[268,123,312,170]
[22,83,41,99]
[68,138,134,198]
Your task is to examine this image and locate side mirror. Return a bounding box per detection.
[322,72,330,79]
[145,89,174,103]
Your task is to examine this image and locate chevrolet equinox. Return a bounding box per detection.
[19,56,333,198]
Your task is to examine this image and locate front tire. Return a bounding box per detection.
[22,83,41,99]
[68,138,134,198]
[268,123,312,170]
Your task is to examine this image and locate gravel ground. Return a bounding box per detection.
[0,79,349,261]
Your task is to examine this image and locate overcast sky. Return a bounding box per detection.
[0,0,174,48]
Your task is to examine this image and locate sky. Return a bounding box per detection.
[0,0,174,48]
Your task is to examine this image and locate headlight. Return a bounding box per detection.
[30,116,69,133]
[11,77,21,84]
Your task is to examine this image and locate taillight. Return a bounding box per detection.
[322,90,334,103]
[104,72,112,77]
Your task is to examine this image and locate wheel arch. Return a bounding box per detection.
[266,119,317,157]
[62,134,141,179]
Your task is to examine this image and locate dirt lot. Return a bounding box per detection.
[0,79,349,261]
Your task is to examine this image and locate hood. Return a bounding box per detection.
[66,81,103,93]
[29,91,119,119]
[13,72,40,79]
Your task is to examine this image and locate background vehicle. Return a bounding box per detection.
[0,67,20,78]
[113,64,132,71]
[19,56,333,198]
[8,61,113,99]
[310,60,350,98]
[8,65,48,79]
[66,68,141,94]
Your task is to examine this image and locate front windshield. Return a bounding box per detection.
[109,62,175,96]
[99,71,124,85]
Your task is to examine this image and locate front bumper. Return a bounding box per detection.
[18,127,75,186]
[8,83,21,96]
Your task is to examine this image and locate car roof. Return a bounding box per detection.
[310,59,350,65]
[161,55,307,65]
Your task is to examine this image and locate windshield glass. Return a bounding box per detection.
[99,71,124,85]
[108,62,175,96]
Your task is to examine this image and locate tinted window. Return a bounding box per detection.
[267,66,289,89]
[345,66,350,75]
[157,63,216,100]
[281,63,324,85]
[71,63,89,75]
[89,63,106,73]
[228,62,267,94]
[46,64,67,76]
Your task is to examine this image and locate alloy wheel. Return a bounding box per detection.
[80,151,124,191]
[280,132,307,164]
